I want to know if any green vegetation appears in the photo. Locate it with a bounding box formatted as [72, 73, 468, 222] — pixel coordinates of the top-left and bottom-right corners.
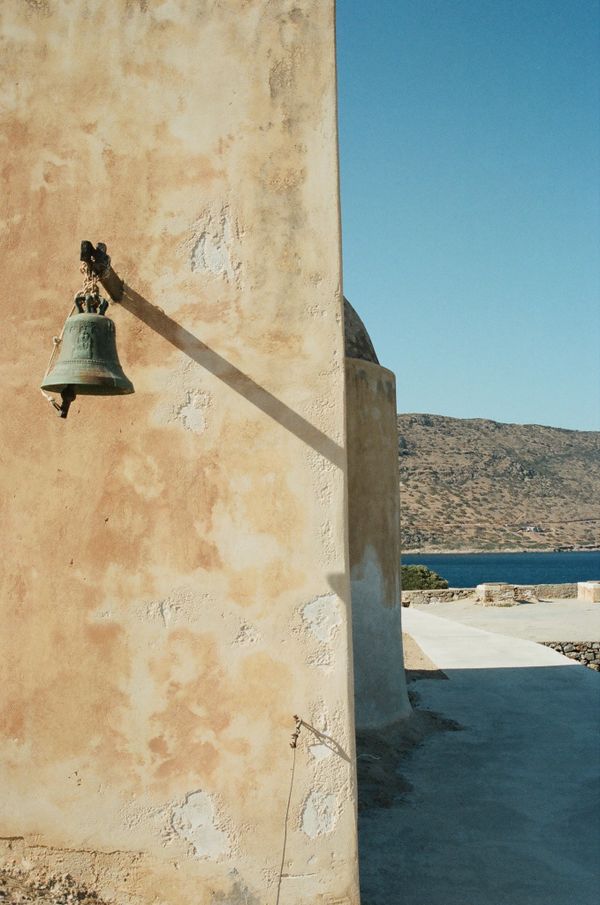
[401, 564, 449, 590]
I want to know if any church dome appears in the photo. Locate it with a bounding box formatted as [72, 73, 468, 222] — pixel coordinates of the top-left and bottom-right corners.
[344, 297, 379, 364]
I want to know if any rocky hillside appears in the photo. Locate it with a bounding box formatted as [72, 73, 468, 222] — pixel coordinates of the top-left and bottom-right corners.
[397, 414, 600, 552]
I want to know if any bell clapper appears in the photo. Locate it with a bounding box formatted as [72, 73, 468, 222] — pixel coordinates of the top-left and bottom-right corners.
[47, 386, 76, 419]
[58, 386, 76, 419]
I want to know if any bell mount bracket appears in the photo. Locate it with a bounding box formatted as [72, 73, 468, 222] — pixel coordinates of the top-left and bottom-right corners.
[80, 240, 124, 303]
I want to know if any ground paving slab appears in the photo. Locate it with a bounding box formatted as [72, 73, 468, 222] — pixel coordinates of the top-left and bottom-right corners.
[359, 609, 600, 905]
[411, 597, 600, 642]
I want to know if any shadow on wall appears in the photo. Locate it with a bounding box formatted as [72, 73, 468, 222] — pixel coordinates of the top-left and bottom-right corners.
[358, 664, 600, 905]
[115, 281, 344, 468]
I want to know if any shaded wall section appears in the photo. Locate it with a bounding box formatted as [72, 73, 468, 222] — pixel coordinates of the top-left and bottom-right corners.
[0, 3, 360, 903]
[346, 359, 411, 729]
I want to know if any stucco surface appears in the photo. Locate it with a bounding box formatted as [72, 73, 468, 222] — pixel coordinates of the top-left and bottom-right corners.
[0, 2, 359, 902]
[346, 359, 410, 729]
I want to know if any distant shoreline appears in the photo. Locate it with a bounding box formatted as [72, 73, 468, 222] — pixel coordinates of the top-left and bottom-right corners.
[403, 548, 600, 555]
[400, 548, 600, 586]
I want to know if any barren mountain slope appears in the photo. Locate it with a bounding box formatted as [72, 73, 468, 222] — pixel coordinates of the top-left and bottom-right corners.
[397, 414, 600, 552]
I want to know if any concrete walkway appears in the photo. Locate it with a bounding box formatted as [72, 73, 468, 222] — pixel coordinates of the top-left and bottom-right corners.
[359, 610, 600, 905]
[411, 597, 600, 642]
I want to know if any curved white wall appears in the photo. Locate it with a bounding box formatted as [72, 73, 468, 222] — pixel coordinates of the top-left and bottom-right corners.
[346, 359, 411, 730]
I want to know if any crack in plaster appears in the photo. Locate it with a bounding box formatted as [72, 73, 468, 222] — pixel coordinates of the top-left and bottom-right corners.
[0, 837, 142, 895]
[280, 872, 317, 878]
[0, 839, 140, 859]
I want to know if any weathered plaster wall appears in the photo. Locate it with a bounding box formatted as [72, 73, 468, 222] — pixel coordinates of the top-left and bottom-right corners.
[0, 2, 360, 903]
[346, 359, 411, 730]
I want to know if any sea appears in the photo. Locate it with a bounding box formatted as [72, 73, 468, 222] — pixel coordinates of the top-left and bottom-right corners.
[401, 551, 600, 589]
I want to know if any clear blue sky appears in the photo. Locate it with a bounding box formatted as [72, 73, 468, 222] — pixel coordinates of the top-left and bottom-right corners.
[336, 0, 600, 430]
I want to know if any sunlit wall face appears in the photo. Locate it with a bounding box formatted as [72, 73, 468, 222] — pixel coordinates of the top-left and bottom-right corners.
[0, 2, 360, 902]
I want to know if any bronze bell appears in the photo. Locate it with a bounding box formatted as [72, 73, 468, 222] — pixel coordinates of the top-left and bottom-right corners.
[41, 311, 134, 416]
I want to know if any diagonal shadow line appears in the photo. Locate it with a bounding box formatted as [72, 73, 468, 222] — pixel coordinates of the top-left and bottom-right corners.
[299, 720, 351, 762]
[113, 281, 344, 468]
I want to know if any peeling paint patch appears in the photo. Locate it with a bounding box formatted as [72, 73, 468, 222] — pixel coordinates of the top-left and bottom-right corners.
[151, 359, 213, 431]
[172, 389, 211, 433]
[301, 595, 341, 643]
[183, 205, 242, 285]
[300, 790, 337, 838]
[120, 798, 171, 844]
[170, 790, 229, 860]
[233, 623, 260, 646]
[139, 587, 212, 627]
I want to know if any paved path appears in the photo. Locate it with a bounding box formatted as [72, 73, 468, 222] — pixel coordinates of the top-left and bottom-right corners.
[359, 610, 600, 905]
[411, 597, 600, 642]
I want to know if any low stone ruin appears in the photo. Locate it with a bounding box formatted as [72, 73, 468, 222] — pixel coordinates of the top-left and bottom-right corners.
[542, 641, 600, 671]
[475, 583, 539, 606]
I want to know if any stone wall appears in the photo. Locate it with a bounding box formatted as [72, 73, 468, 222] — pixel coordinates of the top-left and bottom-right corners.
[403, 583, 578, 606]
[533, 583, 578, 599]
[0, 3, 359, 903]
[542, 642, 600, 671]
[402, 588, 475, 606]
